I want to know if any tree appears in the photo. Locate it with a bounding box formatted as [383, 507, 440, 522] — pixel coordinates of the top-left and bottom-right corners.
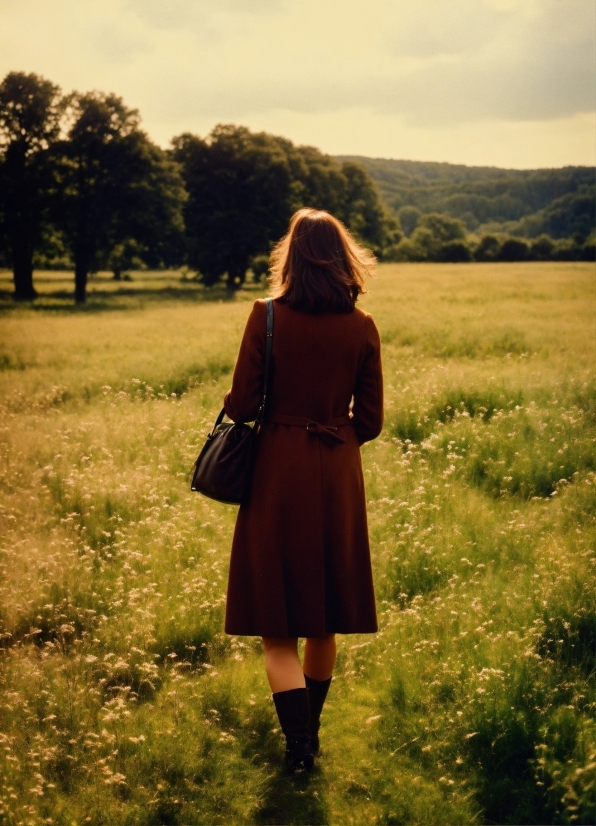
[173, 126, 401, 288]
[397, 205, 421, 237]
[408, 212, 466, 260]
[0, 71, 64, 300]
[499, 238, 528, 262]
[390, 237, 426, 262]
[437, 240, 472, 262]
[529, 234, 555, 261]
[474, 234, 502, 262]
[544, 188, 595, 239]
[291, 144, 347, 217]
[288, 151, 400, 256]
[107, 239, 144, 280]
[551, 238, 581, 261]
[0, 205, 9, 268]
[418, 213, 466, 244]
[55, 92, 185, 302]
[172, 126, 295, 289]
[102, 132, 186, 273]
[338, 161, 401, 257]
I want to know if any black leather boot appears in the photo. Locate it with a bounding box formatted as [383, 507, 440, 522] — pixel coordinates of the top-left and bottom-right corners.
[304, 674, 332, 754]
[272, 688, 314, 771]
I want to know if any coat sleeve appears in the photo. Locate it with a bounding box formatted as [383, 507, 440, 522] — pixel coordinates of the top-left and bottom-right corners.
[224, 300, 267, 423]
[352, 314, 384, 445]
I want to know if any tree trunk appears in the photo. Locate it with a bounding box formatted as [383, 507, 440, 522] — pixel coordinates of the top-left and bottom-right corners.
[74, 254, 90, 303]
[4, 146, 38, 301]
[12, 243, 37, 301]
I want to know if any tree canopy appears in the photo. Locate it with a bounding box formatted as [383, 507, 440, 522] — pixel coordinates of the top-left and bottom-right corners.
[173, 125, 399, 289]
[0, 71, 64, 299]
[0, 70, 399, 300]
[172, 126, 295, 289]
[1, 69, 593, 302]
[54, 92, 185, 302]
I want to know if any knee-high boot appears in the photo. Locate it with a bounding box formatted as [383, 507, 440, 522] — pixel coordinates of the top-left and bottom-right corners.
[304, 675, 332, 754]
[272, 688, 314, 771]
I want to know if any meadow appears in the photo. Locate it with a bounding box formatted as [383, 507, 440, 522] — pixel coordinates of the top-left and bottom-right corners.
[0, 263, 594, 826]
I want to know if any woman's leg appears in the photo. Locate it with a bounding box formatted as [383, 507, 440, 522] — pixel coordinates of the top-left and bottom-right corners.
[262, 637, 313, 770]
[303, 633, 336, 680]
[262, 637, 305, 693]
[302, 633, 336, 754]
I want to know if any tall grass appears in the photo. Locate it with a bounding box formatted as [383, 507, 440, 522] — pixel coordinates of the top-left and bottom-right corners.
[0, 262, 594, 824]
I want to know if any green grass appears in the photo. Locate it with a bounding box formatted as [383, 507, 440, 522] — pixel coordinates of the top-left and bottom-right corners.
[0, 262, 594, 825]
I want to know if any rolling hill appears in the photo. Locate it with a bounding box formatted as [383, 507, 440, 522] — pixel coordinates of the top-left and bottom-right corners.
[336, 156, 595, 240]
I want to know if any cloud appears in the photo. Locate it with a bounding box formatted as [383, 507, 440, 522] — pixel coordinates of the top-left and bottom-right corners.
[240, 108, 595, 168]
[129, 0, 594, 128]
[389, 0, 595, 124]
[373, 1, 595, 125]
[0, 0, 593, 165]
[124, 0, 289, 32]
[90, 23, 149, 65]
[124, 0, 197, 31]
[387, 0, 509, 58]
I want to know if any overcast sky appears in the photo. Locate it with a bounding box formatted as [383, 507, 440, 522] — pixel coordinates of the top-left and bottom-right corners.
[1, 0, 594, 168]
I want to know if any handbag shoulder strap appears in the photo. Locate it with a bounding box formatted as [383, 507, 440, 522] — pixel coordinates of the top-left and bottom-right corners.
[256, 297, 274, 424]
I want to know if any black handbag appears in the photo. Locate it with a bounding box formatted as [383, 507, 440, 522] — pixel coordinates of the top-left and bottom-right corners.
[190, 298, 273, 504]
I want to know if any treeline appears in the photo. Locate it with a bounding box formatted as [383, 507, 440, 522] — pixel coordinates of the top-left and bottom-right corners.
[377, 210, 595, 264]
[0, 72, 398, 302]
[2, 72, 593, 303]
[339, 156, 595, 263]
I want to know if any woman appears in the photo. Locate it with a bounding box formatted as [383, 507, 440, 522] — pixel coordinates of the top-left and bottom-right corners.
[223, 208, 383, 771]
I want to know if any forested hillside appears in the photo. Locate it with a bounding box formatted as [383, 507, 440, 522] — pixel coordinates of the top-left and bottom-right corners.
[337, 156, 594, 237]
[336, 156, 595, 263]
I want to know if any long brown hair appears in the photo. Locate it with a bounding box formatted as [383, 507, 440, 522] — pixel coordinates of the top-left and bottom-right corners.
[269, 208, 376, 313]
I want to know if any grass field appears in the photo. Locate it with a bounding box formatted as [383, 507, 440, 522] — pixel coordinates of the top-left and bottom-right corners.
[0, 263, 594, 825]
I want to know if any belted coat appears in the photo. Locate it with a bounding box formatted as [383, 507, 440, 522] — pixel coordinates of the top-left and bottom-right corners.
[223, 298, 383, 637]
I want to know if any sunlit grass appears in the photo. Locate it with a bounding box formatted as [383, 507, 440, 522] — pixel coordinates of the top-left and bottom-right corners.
[0, 263, 594, 824]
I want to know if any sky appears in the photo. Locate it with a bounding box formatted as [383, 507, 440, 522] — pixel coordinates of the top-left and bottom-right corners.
[1, 0, 594, 169]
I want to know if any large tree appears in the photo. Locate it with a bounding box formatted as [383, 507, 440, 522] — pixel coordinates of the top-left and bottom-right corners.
[55, 92, 185, 302]
[0, 71, 64, 300]
[338, 160, 401, 256]
[172, 125, 295, 289]
[173, 125, 400, 289]
[290, 144, 348, 217]
[101, 133, 187, 274]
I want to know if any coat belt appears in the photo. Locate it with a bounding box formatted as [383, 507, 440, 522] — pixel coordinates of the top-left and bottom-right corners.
[264, 413, 352, 446]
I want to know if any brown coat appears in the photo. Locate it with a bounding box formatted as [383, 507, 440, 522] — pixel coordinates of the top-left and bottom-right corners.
[223, 298, 383, 637]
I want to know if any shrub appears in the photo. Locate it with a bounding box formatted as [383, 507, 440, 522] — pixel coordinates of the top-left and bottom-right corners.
[419, 212, 467, 243]
[552, 239, 581, 261]
[389, 237, 426, 262]
[437, 240, 473, 263]
[499, 238, 529, 261]
[474, 234, 502, 261]
[529, 234, 555, 261]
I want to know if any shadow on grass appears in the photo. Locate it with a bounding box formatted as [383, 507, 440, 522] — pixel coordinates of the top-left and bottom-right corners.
[0, 282, 265, 314]
[255, 764, 329, 826]
[238, 709, 330, 825]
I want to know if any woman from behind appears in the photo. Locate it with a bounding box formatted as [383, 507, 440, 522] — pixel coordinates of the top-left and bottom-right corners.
[223, 208, 384, 771]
